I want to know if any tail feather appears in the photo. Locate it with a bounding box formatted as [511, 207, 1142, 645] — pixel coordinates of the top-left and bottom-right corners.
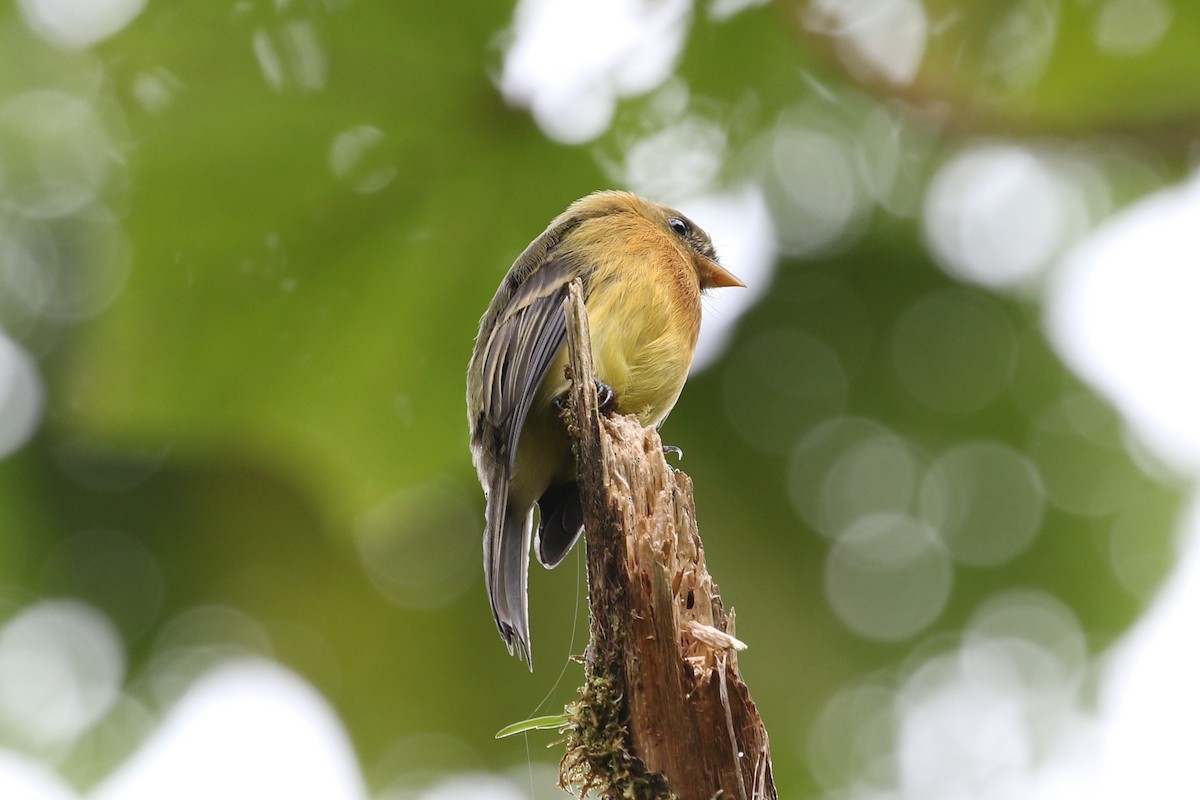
[483, 473, 534, 668]
[536, 481, 583, 569]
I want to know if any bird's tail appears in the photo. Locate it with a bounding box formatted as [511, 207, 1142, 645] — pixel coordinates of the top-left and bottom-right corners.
[536, 481, 583, 569]
[483, 474, 534, 669]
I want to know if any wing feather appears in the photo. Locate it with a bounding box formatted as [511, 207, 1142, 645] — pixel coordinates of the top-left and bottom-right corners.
[478, 256, 576, 470]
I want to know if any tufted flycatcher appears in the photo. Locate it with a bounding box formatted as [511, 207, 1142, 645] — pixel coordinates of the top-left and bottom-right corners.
[466, 190, 743, 667]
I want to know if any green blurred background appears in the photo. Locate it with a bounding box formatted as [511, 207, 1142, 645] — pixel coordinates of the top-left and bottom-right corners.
[1, 0, 1196, 797]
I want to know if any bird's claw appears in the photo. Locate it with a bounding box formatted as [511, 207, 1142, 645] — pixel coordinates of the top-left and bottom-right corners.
[595, 380, 617, 415]
[553, 379, 618, 416]
[662, 444, 684, 461]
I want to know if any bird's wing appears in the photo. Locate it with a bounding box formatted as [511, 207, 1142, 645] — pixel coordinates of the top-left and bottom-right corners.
[478, 255, 576, 470]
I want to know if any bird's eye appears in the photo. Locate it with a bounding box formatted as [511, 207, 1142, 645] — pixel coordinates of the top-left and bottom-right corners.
[667, 217, 691, 237]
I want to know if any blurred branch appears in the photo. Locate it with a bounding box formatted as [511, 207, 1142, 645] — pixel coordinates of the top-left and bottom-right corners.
[558, 279, 776, 800]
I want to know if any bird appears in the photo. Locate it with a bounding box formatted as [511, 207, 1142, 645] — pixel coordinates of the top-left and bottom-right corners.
[466, 190, 743, 667]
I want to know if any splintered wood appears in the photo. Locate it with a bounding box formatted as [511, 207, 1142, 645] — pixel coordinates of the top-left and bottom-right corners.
[559, 279, 776, 800]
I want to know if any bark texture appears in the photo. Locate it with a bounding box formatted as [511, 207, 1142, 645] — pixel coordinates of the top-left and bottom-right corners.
[559, 280, 776, 800]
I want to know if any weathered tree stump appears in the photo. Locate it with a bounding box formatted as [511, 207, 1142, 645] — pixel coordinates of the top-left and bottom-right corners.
[558, 279, 776, 800]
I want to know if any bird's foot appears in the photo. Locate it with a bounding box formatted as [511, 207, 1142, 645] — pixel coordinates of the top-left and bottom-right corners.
[553, 379, 617, 416]
[595, 379, 617, 415]
[662, 444, 684, 461]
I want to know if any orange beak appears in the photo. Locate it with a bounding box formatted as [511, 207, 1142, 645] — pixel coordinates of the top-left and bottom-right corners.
[698, 256, 745, 289]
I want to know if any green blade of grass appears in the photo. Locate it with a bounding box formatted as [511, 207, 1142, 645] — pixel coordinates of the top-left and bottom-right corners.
[494, 714, 571, 739]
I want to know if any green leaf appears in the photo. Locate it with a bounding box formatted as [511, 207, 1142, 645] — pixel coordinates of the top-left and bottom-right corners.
[494, 714, 571, 739]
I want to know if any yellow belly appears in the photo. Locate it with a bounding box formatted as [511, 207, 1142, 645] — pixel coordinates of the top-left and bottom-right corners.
[538, 268, 699, 428]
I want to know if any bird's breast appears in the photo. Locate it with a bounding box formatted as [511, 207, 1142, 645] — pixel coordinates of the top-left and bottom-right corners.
[582, 254, 701, 426]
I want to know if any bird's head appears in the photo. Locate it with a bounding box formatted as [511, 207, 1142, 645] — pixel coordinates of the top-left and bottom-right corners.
[652, 204, 744, 290]
[562, 190, 745, 290]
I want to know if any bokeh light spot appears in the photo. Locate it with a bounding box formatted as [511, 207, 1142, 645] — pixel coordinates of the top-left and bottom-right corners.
[0, 333, 44, 460]
[723, 329, 847, 454]
[708, 0, 771, 22]
[499, 0, 691, 143]
[371, 733, 485, 799]
[400, 773, 528, 800]
[891, 591, 1089, 799]
[924, 145, 1090, 289]
[899, 655, 1033, 799]
[1026, 393, 1146, 517]
[253, 28, 286, 91]
[617, 115, 726, 202]
[788, 417, 919, 538]
[253, 21, 327, 93]
[1109, 493, 1178, 600]
[0, 600, 124, 749]
[983, 0, 1060, 90]
[130, 69, 183, 114]
[0, 90, 113, 219]
[856, 104, 916, 215]
[1094, 500, 1200, 798]
[808, 680, 898, 791]
[90, 661, 367, 800]
[1045, 169, 1200, 473]
[812, 590, 1095, 798]
[803, 0, 928, 85]
[1, 209, 133, 323]
[0, 750, 77, 800]
[820, 433, 921, 540]
[824, 513, 952, 641]
[1094, 0, 1172, 54]
[357, 479, 480, 610]
[964, 589, 1087, 690]
[17, 0, 146, 49]
[145, 606, 274, 709]
[920, 441, 1045, 567]
[891, 288, 1016, 415]
[763, 123, 865, 256]
[329, 126, 397, 194]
